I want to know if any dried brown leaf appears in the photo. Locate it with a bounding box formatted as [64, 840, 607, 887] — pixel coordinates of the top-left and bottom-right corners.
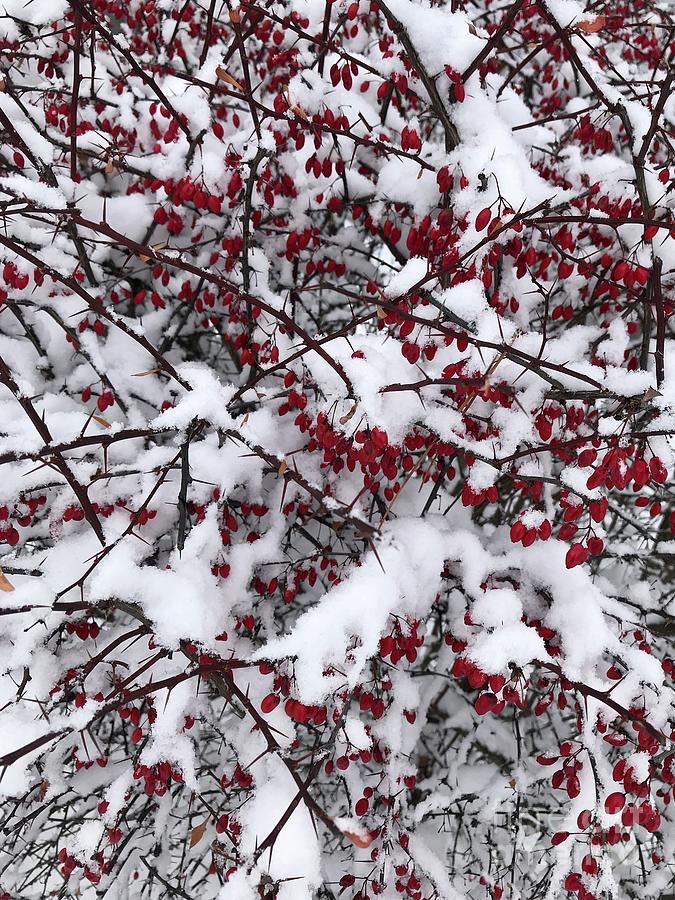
[132, 367, 162, 377]
[215, 67, 245, 92]
[0, 567, 15, 593]
[284, 87, 308, 121]
[291, 103, 308, 121]
[642, 387, 662, 403]
[138, 241, 167, 263]
[278, 460, 288, 476]
[576, 15, 605, 33]
[339, 403, 357, 425]
[190, 818, 209, 848]
[92, 415, 111, 428]
[343, 829, 375, 849]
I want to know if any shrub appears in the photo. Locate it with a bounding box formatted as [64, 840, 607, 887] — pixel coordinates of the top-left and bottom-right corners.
[0, 1, 673, 898]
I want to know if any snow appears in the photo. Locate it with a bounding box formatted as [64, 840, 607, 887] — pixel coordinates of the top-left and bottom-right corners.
[437, 280, 487, 324]
[377, 156, 441, 213]
[256, 519, 450, 702]
[151, 364, 236, 431]
[0, 0, 68, 37]
[545, 0, 586, 26]
[385, 0, 485, 74]
[471, 588, 523, 628]
[238, 755, 322, 899]
[140, 680, 199, 789]
[384, 257, 427, 297]
[218, 870, 258, 900]
[468, 622, 547, 672]
[408, 833, 464, 900]
[0, 174, 66, 208]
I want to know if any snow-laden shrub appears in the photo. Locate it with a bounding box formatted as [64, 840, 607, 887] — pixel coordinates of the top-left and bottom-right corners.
[0, 1, 674, 898]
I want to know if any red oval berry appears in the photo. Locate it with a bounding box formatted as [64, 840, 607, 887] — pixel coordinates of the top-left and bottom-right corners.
[261, 693, 280, 714]
[605, 791, 626, 814]
[474, 692, 498, 715]
[475, 208, 492, 232]
[355, 798, 369, 816]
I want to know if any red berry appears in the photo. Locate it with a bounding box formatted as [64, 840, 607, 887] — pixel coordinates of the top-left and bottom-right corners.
[475, 208, 492, 232]
[581, 854, 598, 874]
[474, 692, 498, 715]
[261, 693, 280, 714]
[565, 542, 589, 569]
[605, 791, 626, 814]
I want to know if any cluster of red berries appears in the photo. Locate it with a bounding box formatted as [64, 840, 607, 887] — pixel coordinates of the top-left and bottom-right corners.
[379, 620, 424, 665]
[132, 760, 183, 797]
[58, 847, 105, 884]
[510, 517, 552, 546]
[220, 764, 253, 791]
[0, 496, 48, 545]
[585, 447, 667, 492]
[258, 665, 328, 724]
[129, 508, 157, 527]
[64, 619, 100, 640]
[119, 700, 157, 746]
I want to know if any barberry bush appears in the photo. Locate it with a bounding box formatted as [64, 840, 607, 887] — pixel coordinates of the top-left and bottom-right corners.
[0, 0, 674, 897]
